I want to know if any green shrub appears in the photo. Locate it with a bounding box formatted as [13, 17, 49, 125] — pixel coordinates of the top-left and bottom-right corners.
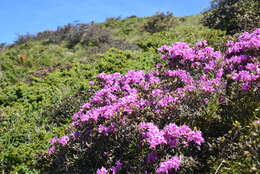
[0, 64, 94, 173]
[208, 121, 260, 173]
[94, 48, 155, 74]
[142, 12, 177, 34]
[138, 25, 227, 52]
[0, 43, 6, 51]
[202, 0, 260, 34]
[0, 47, 155, 173]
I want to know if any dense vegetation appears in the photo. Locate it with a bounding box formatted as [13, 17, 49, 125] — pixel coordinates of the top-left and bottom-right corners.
[202, 0, 260, 34]
[0, 3, 259, 174]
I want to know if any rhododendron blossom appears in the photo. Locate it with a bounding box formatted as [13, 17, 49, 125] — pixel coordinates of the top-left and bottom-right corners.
[96, 167, 108, 174]
[156, 156, 181, 174]
[139, 122, 204, 149]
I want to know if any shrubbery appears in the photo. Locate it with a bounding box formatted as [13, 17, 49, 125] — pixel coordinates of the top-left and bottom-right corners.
[39, 29, 259, 173]
[142, 12, 177, 34]
[138, 25, 227, 52]
[1, 13, 258, 174]
[14, 23, 138, 51]
[0, 47, 155, 173]
[202, 0, 260, 34]
[0, 41, 76, 88]
[0, 43, 6, 51]
[208, 121, 260, 173]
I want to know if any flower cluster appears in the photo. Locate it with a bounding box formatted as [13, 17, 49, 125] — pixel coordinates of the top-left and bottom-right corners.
[139, 122, 204, 149]
[223, 29, 260, 90]
[138, 122, 167, 149]
[226, 29, 260, 54]
[139, 122, 203, 172]
[158, 28, 259, 92]
[47, 136, 70, 154]
[155, 156, 181, 174]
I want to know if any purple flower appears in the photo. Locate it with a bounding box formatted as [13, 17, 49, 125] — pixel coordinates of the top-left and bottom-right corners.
[163, 123, 204, 146]
[203, 98, 210, 104]
[98, 125, 114, 136]
[139, 122, 167, 149]
[89, 81, 95, 85]
[216, 69, 224, 78]
[240, 82, 251, 91]
[254, 120, 260, 124]
[110, 161, 123, 174]
[96, 167, 108, 174]
[47, 145, 56, 155]
[156, 156, 181, 174]
[246, 63, 258, 71]
[157, 96, 175, 107]
[219, 97, 225, 103]
[158, 45, 170, 52]
[146, 152, 158, 164]
[49, 136, 58, 145]
[58, 136, 69, 146]
[69, 132, 81, 139]
[187, 131, 204, 145]
[195, 40, 208, 47]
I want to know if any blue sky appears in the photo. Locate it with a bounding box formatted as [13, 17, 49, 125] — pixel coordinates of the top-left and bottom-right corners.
[0, 0, 210, 43]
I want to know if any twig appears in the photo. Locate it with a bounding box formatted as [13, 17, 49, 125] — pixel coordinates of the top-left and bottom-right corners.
[215, 160, 225, 174]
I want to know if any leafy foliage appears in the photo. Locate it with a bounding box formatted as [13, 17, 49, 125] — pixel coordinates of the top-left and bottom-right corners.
[208, 122, 260, 173]
[138, 25, 227, 52]
[142, 12, 177, 34]
[202, 0, 260, 34]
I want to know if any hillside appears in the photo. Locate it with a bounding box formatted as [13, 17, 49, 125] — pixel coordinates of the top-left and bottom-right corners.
[0, 11, 259, 174]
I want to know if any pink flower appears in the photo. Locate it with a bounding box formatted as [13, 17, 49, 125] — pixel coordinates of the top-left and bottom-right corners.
[110, 161, 123, 174]
[89, 81, 95, 85]
[195, 40, 208, 47]
[156, 156, 181, 174]
[139, 122, 167, 149]
[96, 167, 108, 174]
[58, 136, 69, 146]
[203, 98, 210, 104]
[49, 136, 58, 145]
[254, 120, 260, 124]
[47, 145, 56, 155]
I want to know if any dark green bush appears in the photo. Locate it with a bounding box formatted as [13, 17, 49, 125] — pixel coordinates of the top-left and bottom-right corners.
[0, 43, 6, 51]
[207, 121, 260, 173]
[104, 17, 121, 28]
[0, 41, 76, 88]
[80, 25, 112, 47]
[142, 12, 177, 34]
[138, 25, 227, 52]
[202, 0, 260, 34]
[15, 33, 35, 45]
[44, 89, 97, 126]
[94, 48, 151, 74]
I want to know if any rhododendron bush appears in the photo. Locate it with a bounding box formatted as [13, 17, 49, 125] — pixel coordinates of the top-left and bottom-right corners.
[40, 29, 259, 173]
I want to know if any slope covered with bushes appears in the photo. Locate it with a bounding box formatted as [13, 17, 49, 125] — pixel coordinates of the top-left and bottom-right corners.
[0, 10, 259, 174]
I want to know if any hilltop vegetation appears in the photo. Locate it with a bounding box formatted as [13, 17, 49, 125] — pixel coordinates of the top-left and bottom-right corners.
[0, 1, 259, 173]
[202, 0, 259, 34]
